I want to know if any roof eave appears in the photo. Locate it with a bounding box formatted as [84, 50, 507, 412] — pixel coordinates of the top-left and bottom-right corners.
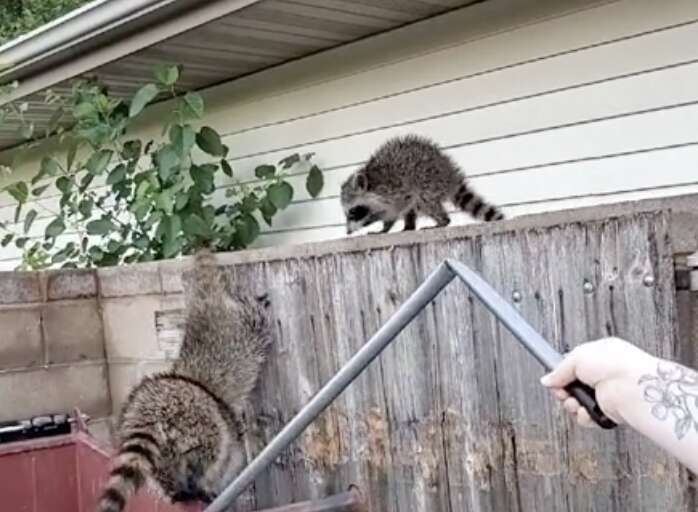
[0, 0, 264, 104]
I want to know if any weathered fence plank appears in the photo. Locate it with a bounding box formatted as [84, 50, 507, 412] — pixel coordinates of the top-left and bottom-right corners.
[161, 211, 689, 511]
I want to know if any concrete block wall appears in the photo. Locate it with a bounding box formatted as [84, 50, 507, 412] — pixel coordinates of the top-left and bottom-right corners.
[0, 269, 111, 441]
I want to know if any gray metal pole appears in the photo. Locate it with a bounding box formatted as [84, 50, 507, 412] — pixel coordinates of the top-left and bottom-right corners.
[445, 258, 616, 429]
[445, 259, 562, 370]
[204, 262, 456, 512]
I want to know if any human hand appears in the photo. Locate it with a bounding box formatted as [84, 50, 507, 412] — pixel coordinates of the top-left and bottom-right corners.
[540, 337, 658, 427]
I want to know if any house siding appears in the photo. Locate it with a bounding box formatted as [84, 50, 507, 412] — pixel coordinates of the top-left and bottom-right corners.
[2, 0, 698, 269]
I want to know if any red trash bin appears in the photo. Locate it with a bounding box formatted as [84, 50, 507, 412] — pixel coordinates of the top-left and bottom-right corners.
[0, 427, 203, 512]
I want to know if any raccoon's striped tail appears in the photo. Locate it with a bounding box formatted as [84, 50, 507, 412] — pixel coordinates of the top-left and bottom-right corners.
[453, 181, 504, 222]
[97, 433, 159, 512]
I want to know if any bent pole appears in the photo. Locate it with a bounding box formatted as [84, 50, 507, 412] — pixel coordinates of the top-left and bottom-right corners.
[204, 262, 456, 512]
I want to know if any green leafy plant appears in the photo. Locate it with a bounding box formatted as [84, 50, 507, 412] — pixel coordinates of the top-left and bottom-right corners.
[0, 65, 324, 269]
[0, 0, 92, 45]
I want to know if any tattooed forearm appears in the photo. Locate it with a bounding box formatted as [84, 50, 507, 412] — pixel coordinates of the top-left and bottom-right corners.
[638, 362, 698, 440]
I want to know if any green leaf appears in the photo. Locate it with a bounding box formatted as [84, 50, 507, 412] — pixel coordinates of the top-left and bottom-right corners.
[183, 92, 204, 118]
[267, 181, 293, 210]
[255, 164, 276, 180]
[86, 219, 117, 235]
[78, 199, 94, 218]
[129, 84, 159, 117]
[33, 157, 60, 184]
[278, 153, 300, 169]
[15, 237, 28, 249]
[196, 126, 227, 157]
[107, 240, 121, 254]
[80, 173, 95, 192]
[221, 159, 233, 177]
[174, 192, 189, 211]
[237, 214, 260, 246]
[14, 203, 22, 223]
[89, 246, 104, 262]
[1, 234, 13, 247]
[107, 163, 127, 185]
[121, 140, 142, 161]
[56, 176, 72, 194]
[183, 214, 211, 237]
[190, 165, 215, 194]
[306, 165, 324, 198]
[32, 184, 50, 197]
[133, 234, 150, 250]
[23, 209, 37, 234]
[45, 217, 66, 238]
[155, 64, 180, 86]
[86, 149, 113, 175]
[136, 180, 150, 199]
[52, 251, 68, 264]
[156, 146, 180, 182]
[156, 190, 175, 214]
[74, 102, 97, 119]
[5, 181, 29, 203]
[170, 124, 195, 156]
[162, 214, 182, 258]
[77, 124, 110, 146]
[241, 194, 258, 213]
[259, 196, 277, 226]
[66, 141, 79, 171]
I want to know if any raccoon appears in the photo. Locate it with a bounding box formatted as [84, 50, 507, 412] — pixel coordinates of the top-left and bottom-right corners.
[340, 134, 504, 234]
[97, 250, 272, 512]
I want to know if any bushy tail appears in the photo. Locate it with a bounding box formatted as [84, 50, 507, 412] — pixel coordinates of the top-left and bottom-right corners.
[97, 432, 159, 512]
[453, 181, 504, 222]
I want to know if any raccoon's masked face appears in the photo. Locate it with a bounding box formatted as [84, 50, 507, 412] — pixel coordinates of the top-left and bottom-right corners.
[340, 172, 387, 234]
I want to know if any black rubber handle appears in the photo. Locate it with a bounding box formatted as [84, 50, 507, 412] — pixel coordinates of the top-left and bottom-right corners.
[565, 380, 617, 429]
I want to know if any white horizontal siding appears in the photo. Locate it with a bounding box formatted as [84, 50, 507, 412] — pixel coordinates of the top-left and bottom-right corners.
[2, 0, 698, 269]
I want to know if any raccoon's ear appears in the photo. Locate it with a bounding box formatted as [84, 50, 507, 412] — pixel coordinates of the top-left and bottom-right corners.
[353, 172, 368, 191]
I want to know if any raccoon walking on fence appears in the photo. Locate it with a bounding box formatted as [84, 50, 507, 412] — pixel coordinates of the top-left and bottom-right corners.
[340, 134, 504, 234]
[97, 250, 272, 512]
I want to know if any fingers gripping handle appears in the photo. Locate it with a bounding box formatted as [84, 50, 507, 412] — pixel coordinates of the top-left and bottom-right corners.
[565, 381, 617, 429]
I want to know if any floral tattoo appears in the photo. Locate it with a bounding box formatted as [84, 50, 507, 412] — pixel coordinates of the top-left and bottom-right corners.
[639, 362, 698, 440]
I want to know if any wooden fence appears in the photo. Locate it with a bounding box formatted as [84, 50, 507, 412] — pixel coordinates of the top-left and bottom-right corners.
[162, 210, 692, 511]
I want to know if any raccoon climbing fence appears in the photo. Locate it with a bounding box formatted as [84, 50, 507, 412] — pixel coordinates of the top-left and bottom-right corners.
[205, 259, 614, 512]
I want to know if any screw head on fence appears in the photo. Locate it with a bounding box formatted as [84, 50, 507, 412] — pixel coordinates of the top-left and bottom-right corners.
[512, 291, 522, 303]
[643, 275, 655, 287]
[583, 281, 594, 294]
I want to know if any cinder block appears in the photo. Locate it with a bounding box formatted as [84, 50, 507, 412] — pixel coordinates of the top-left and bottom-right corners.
[43, 300, 105, 364]
[46, 269, 97, 301]
[108, 361, 170, 415]
[102, 295, 185, 361]
[98, 263, 161, 298]
[0, 363, 111, 422]
[0, 307, 43, 370]
[0, 272, 41, 305]
[159, 260, 187, 294]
